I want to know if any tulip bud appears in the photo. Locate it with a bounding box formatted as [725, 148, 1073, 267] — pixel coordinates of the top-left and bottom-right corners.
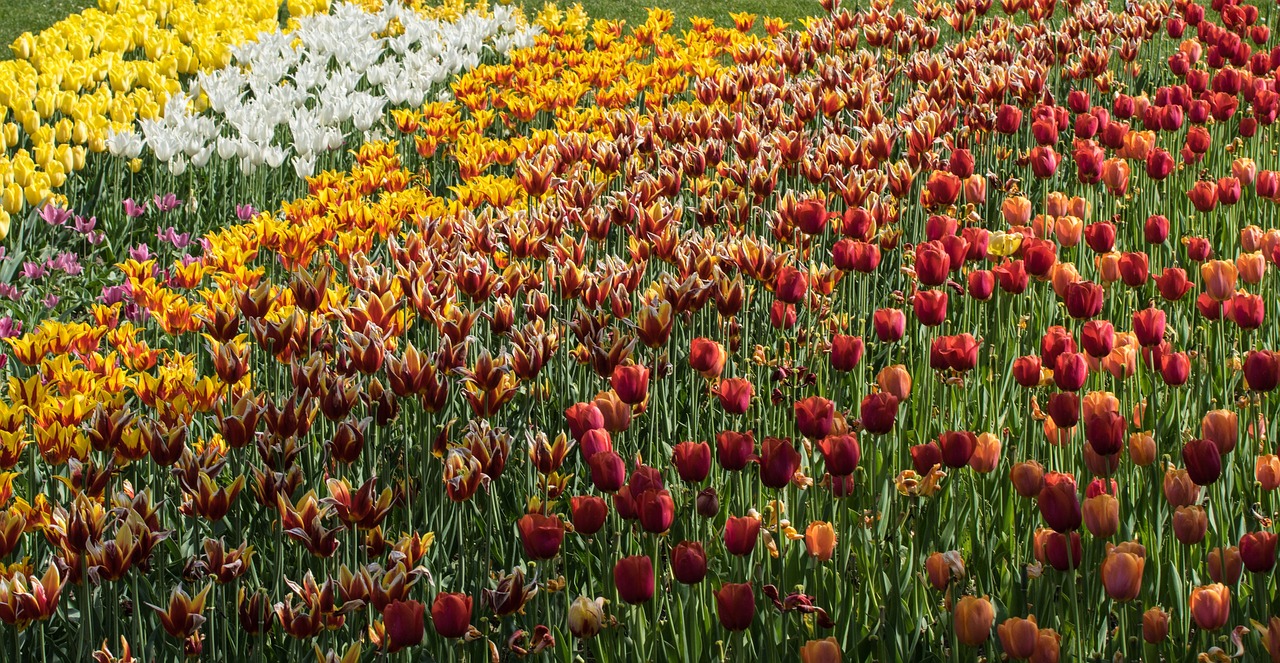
[671, 541, 708, 585]
[1011, 460, 1046, 497]
[1082, 494, 1119, 539]
[1142, 607, 1170, 643]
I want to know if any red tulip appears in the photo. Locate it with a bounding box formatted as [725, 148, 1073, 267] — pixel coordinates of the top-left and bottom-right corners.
[910, 442, 944, 474]
[672, 441, 711, 483]
[1246, 350, 1280, 391]
[1038, 472, 1081, 532]
[671, 541, 707, 585]
[610, 364, 650, 405]
[570, 496, 608, 535]
[716, 378, 753, 414]
[933, 334, 980, 372]
[565, 402, 604, 443]
[950, 149, 975, 178]
[1160, 352, 1190, 386]
[913, 289, 948, 327]
[1118, 252, 1149, 287]
[1053, 352, 1088, 391]
[636, 489, 675, 534]
[716, 430, 756, 471]
[431, 592, 472, 639]
[715, 583, 755, 631]
[926, 171, 962, 206]
[1040, 326, 1077, 367]
[759, 437, 801, 488]
[967, 270, 995, 300]
[1132, 308, 1165, 347]
[1227, 291, 1265, 329]
[818, 434, 860, 476]
[774, 266, 808, 304]
[1022, 239, 1057, 278]
[873, 308, 906, 341]
[1085, 411, 1126, 456]
[794, 397, 835, 439]
[1189, 584, 1231, 631]
[1084, 222, 1117, 253]
[830, 334, 864, 371]
[1155, 267, 1193, 301]
[1044, 531, 1084, 570]
[689, 338, 727, 378]
[579, 429, 613, 462]
[994, 260, 1028, 293]
[1144, 215, 1169, 244]
[1064, 281, 1104, 319]
[996, 104, 1023, 133]
[1183, 438, 1222, 486]
[1013, 355, 1042, 388]
[518, 513, 565, 559]
[614, 556, 654, 604]
[860, 392, 899, 434]
[915, 241, 950, 286]
[938, 431, 977, 468]
[384, 600, 425, 653]
[1240, 531, 1278, 573]
[588, 451, 627, 492]
[1080, 320, 1114, 358]
[724, 516, 761, 556]
[1188, 180, 1219, 212]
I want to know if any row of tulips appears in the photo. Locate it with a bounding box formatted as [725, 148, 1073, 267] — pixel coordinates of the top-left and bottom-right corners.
[11, 0, 1280, 660]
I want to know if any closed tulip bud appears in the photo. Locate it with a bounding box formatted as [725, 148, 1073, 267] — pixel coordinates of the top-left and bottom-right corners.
[1011, 460, 1046, 497]
[873, 308, 907, 341]
[610, 364, 649, 405]
[1064, 281, 1104, 320]
[1257, 455, 1280, 491]
[859, 392, 899, 435]
[1132, 308, 1166, 347]
[1100, 549, 1144, 601]
[1240, 531, 1278, 573]
[1053, 352, 1089, 391]
[724, 516, 761, 556]
[1118, 252, 1149, 287]
[716, 378, 753, 414]
[910, 442, 944, 475]
[998, 615, 1039, 659]
[877, 365, 913, 401]
[953, 596, 995, 647]
[995, 260, 1029, 293]
[1183, 438, 1222, 486]
[565, 402, 605, 443]
[689, 338, 727, 378]
[1083, 494, 1119, 538]
[1038, 472, 1081, 532]
[518, 513, 565, 559]
[1172, 508, 1209, 545]
[1201, 260, 1238, 301]
[1128, 432, 1156, 466]
[915, 241, 950, 286]
[1247, 351, 1280, 392]
[1143, 214, 1169, 244]
[1081, 320, 1115, 358]
[588, 451, 627, 492]
[1160, 352, 1190, 386]
[969, 433, 1001, 473]
[964, 175, 987, 205]
[696, 487, 719, 518]
[818, 434, 860, 476]
[1200, 410, 1238, 455]
[1142, 607, 1170, 643]
[1084, 222, 1117, 253]
[1013, 355, 1043, 388]
[430, 592, 472, 639]
[938, 431, 977, 468]
[570, 496, 608, 535]
[805, 521, 837, 562]
[1188, 180, 1219, 212]
[1146, 147, 1175, 179]
[830, 335, 864, 371]
[614, 556, 654, 604]
[1208, 547, 1243, 585]
[1238, 251, 1267, 284]
[715, 583, 755, 632]
[1190, 584, 1232, 630]
[794, 397, 835, 439]
[636, 489, 675, 534]
[800, 638, 842, 663]
[913, 290, 948, 327]
[384, 600, 425, 653]
[1032, 628, 1061, 663]
[926, 551, 965, 590]
[1218, 176, 1242, 205]
[672, 441, 712, 483]
[567, 596, 606, 639]
[926, 170, 962, 206]
[1164, 466, 1202, 507]
[1022, 239, 1058, 278]
[967, 270, 995, 300]
[1228, 291, 1266, 330]
[995, 104, 1023, 133]
[671, 541, 708, 584]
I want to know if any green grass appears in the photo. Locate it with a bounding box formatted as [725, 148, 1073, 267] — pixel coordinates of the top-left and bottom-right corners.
[0, 0, 94, 59]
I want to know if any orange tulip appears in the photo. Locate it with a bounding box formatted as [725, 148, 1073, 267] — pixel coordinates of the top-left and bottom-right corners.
[1201, 260, 1238, 301]
[997, 615, 1039, 659]
[953, 595, 994, 646]
[1189, 584, 1231, 631]
[804, 521, 836, 562]
[1099, 548, 1144, 601]
[799, 637, 842, 663]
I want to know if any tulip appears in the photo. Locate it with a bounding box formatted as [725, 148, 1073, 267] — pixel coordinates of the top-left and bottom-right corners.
[1247, 350, 1280, 392]
[998, 615, 1039, 659]
[1045, 392, 1080, 429]
[696, 488, 719, 518]
[517, 513, 565, 559]
[1183, 438, 1222, 486]
[610, 364, 649, 405]
[1080, 320, 1114, 358]
[715, 583, 754, 631]
[716, 430, 756, 471]
[567, 596, 606, 639]
[1240, 532, 1278, 573]
[953, 595, 995, 647]
[799, 638, 842, 663]
[794, 397, 835, 439]
[805, 521, 837, 562]
[915, 241, 950, 286]
[818, 434, 860, 476]
[877, 365, 913, 401]
[1044, 531, 1084, 570]
[1155, 267, 1193, 301]
[1053, 352, 1088, 391]
[1172, 505, 1208, 547]
[636, 489, 675, 534]
[1258, 455, 1280, 491]
[671, 541, 708, 584]
[926, 551, 964, 590]
[716, 378, 753, 414]
[1201, 410, 1238, 455]
[995, 260, 1029, 293]
[968, 270, 995, 300]
[1063, 281, 1103, 319]
[384, 600, 425, 653]
[937, 431, 977, 468]
[1100, 549, 1144, 601]
[724, 516, 761, 556]
[1142, 607, 1170, 643]
[913, 290, 948, 326]
[1188, 180, 1218, 212]
[1013, 355, 1043, 388]
[1022, 239, 1057, 277]
[1257, 617, 1280, 663]
[1038, 472, 1081, 532]
[774, 267, 808, 304]
[1011, 461, 1046, 497]
[1160, 352, 1190, 386]
[1143, 214, 1169, 244]
[1084, 222, 1116, 253]
[1239, 251, 1267, 284]
[1082, 494, 1119, 538]
[1128, 432, 1156, 466]
[910, 442, 943, 475]
[925, 171, 962, 206]
[830, 335, 864, 371]
[759, 437, 801, 488]
[860, 392, 899, 434]
[588, 451, 627, 492]
[1208, 547, 1243, 585]
[579, 429, 613, 462]
[570, 496, 608, 536]
[689, 338, 727, 378]
[672, 441, 711, 483]
[969, 433, 1001, 473]
[1132, 308, 1165, 347]
[873, 308, 907, 342]
[1189, 584, 1231, 631]
[430, 592, 472, 639]
[613, 556, 654, 604]
[1201, 260, 1238, 301]
[565, 402, 605, 443]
